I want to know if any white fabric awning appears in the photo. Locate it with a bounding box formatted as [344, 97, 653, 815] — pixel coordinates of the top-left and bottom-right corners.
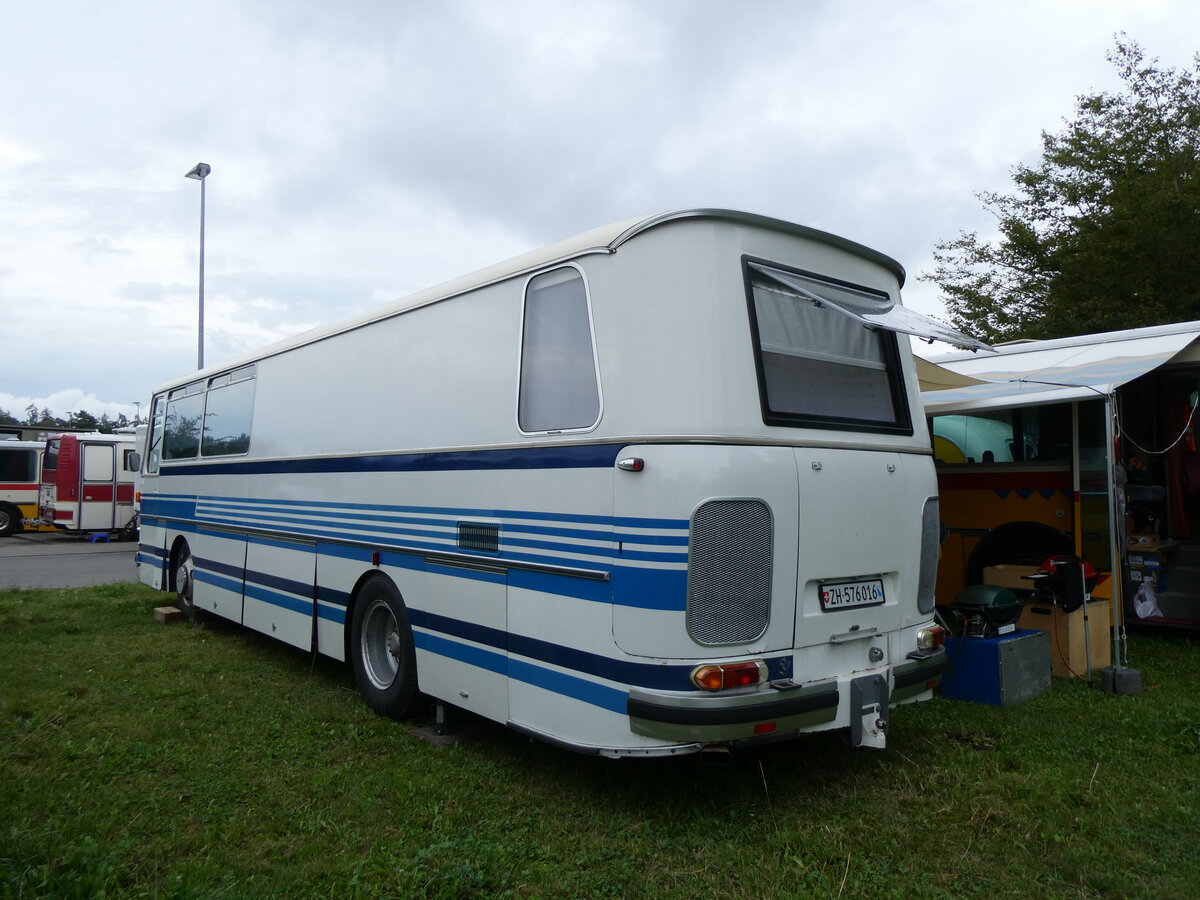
[921, 321, 1200, 413]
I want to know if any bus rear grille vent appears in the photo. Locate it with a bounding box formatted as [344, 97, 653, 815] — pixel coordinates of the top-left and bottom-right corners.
[687, 500, 772, 645]
[458, 522, 500, 553]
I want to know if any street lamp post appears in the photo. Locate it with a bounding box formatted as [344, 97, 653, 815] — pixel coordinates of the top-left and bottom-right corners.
[185, 162, 211, 370]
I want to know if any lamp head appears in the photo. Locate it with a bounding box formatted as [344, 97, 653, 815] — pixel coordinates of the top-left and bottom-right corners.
[185, 162, 211, 180]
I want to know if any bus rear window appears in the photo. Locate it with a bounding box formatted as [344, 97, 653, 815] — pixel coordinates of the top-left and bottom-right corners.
[745, 261, 910, 434]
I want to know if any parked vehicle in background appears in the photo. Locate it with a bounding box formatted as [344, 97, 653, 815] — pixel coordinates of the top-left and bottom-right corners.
[0, 440, 53, 536]
[39, 432, 138, 537]
[136, 209, 985, 757]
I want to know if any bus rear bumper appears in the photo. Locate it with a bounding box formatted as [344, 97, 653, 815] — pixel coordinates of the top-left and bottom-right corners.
[627, 645, 946, 748]
[627, 680, 840, 745]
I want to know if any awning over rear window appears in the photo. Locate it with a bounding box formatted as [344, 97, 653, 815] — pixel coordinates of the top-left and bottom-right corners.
[748, 263, 990, 352]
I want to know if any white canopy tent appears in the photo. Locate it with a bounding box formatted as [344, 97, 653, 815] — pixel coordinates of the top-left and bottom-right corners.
[921, 321, 1200, 414]
[919, 320, 1200, 655]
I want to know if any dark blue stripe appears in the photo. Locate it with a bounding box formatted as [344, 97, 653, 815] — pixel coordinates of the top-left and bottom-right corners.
[414, 631, 507, 675]
[245, 568, 313, 604]
[161, 443, 626, 477]
[507, 658, 628, 714]
[196, 556, 243, 580]
[244, 581, 312, 616]
[195, 570, 243, 595]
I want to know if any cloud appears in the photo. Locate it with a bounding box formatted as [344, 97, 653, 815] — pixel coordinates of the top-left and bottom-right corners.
[3, 0, 1200, 408]
[0, 390, 138, 423]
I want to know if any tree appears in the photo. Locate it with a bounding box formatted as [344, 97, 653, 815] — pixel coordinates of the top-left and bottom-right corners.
[66, 410, 99, 431]
[924, 38, 1200, 343]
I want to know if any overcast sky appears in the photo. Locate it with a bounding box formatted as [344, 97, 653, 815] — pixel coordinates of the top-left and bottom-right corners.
[2, 0, 1198, 422]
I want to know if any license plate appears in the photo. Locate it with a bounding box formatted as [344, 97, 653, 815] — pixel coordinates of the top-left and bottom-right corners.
[820, 578, 885, 611]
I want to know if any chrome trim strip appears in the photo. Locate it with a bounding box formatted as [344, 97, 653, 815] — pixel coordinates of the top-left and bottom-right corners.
[829, 626, 880, 644]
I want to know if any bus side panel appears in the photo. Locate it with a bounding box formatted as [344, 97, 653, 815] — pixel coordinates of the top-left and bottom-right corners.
[612, 444, 799, 660]
[188, 528, 247, 623]
[506, 569, 639, 748]
[405, 560, 509, 723]
[243, 537, 316, 651]
[313, 543, 359, 662]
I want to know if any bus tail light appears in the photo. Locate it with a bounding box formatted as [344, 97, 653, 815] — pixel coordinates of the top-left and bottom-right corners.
[916, 624, 946, 652]
[691, 660, 768, 691]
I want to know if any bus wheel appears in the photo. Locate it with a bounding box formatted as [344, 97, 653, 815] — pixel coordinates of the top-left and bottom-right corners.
[0, 504, 20, 537]
[174, 543, 197, 614]
[350, 577, 417, 718]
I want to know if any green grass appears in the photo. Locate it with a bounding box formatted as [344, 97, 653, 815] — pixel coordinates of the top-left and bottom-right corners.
[1, 584, 1198, 899]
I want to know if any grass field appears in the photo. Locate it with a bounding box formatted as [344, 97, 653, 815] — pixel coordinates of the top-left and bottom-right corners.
[1, 583, 1198, 899]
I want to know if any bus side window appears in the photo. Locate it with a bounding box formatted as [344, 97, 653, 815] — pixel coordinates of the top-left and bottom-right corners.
[518, 267, 601, 433]
[146, 395, 166, 473]
[164, 384, 205, 461]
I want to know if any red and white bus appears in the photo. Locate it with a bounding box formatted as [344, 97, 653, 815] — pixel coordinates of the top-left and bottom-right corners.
[0, 440, 52, 536]
[39, 432, 138, 535]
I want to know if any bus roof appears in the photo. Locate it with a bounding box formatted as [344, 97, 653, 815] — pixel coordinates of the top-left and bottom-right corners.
[157, 209, 906, 393]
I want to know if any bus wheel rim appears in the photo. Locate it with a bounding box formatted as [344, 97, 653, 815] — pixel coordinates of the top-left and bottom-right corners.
[362, 598, 400, 691]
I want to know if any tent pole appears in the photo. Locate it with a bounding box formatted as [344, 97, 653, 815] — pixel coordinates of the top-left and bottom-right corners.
[1106, 393, 1127, 666]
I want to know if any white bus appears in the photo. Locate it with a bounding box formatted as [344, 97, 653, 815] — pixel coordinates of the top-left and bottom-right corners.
[136, 209, 982, 757]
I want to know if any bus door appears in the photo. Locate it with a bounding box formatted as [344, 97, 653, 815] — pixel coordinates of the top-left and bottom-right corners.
[79, 442, 118, 530]
[791, 448, 909, 652]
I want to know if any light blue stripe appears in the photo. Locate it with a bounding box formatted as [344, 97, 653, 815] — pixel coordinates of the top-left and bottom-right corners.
[187, 492, 689, 530]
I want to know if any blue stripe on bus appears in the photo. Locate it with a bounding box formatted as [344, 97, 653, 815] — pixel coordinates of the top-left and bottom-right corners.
[413, 631, 628, 714]
[507, 658, 628, 714]
[194, 570, 243, 595]
[244, 580, 312, 616]
[409, 609, 705, 692]
[176, 505, 686, 571]
[212, 511, 686, 561]
[414, 631, 508, 675]
[197, 504, 690, 547]
[245, 569, 313, 606]
[193, 509, 685, 565]
[151, 490, 690, 531]
[316, 603, 346, 624]
[159, 443, 628, 478]
[168, 549, 785, 699]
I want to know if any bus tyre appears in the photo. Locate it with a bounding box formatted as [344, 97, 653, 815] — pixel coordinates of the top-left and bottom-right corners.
[351, 578, 418, 719]
[0, 504, 20, 537]
[174, 543, 197, 616]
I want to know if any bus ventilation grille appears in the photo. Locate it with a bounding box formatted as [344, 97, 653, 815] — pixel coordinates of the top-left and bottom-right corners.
[458, 522, 500, 553]
[687, 499, 772, 645]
